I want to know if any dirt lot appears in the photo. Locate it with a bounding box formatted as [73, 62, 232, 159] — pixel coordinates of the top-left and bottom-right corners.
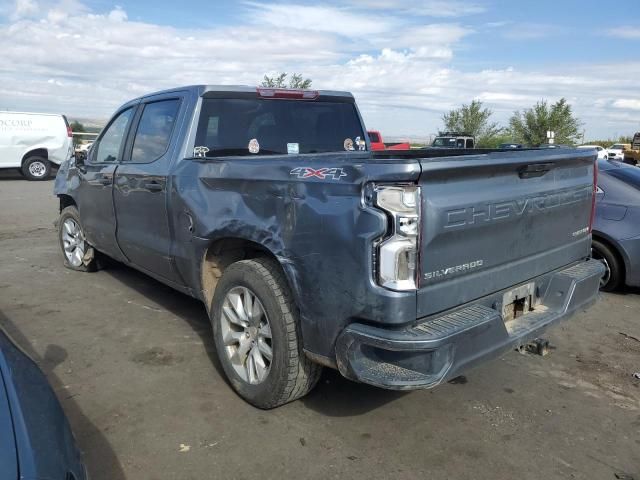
[0, 170, 639, 480]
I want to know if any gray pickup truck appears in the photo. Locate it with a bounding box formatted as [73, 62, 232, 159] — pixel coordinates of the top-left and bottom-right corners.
[54, 85, 604, 409]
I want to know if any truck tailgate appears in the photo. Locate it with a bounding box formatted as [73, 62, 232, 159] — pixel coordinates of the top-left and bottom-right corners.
[417, 149, 596, 318]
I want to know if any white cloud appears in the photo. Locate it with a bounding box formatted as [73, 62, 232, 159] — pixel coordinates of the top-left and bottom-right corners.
[107, 6, 127, 22]
[500, 23, 562, 40]
[347, 0, 485, 17]
[606, 26, 640, 39]
[245, 2, 394, 38]
[612, 99, 640, 110]
[8, 0, 39, 20]
[0, 1, 638, 140]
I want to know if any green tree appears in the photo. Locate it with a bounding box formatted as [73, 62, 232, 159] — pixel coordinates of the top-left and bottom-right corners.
[69, 120, 85, 147]
[261, 72, 312, 89]
[509, 98, 582, 146]
[442, 100, 502, 147]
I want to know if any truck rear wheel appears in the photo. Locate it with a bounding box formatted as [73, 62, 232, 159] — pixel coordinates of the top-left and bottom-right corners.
[210, 257, 322, 409]
[22, 156, 51, 181]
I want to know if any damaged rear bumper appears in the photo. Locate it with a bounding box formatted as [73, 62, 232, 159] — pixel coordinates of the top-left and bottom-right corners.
[335, 259, 605, 390]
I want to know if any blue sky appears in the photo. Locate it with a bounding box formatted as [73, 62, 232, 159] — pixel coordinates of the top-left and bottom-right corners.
[1, 0, 638, 139]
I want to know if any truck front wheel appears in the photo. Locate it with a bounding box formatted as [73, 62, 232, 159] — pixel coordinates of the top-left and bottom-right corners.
[210, 257, 322, 409]
[58, 206, 98, 272]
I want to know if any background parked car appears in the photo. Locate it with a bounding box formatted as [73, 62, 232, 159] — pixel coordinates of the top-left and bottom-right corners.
[592, 159, 640, 291]
[621, 132, 640, 166]
[430, 132, 475, 148]
[607, 143, 628, 161]
[578, 144, 608, 159]
[0, 327, 87, 479]
[367, 130, 410, 151]
[0, 111, 73, 180]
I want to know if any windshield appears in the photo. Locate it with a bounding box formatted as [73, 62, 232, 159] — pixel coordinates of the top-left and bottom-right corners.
[610, 144, 624, 150]
[195, 98, 365, 156]
[432, 137, 456, 147]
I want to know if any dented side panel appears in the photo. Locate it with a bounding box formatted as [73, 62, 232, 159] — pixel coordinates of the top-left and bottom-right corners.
[169, 154, 420, 356]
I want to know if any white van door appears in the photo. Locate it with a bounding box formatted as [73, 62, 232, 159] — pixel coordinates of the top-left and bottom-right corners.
[0, 113, 30, 168]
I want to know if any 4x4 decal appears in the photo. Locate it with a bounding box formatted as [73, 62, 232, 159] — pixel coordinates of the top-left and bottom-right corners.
[290, 167, 347, 180]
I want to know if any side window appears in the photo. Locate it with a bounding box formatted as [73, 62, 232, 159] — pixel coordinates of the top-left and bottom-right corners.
[465, 139, 474, 148]
[93, 108, 134, 163]
[456, 138, 465, 148]
[130, 99, 180, 163]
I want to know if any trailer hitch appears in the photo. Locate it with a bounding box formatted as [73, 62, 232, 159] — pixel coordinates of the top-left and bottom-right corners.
[516, 338, 551, 356]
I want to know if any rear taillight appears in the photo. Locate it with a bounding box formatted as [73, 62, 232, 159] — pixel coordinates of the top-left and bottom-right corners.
[373, 185, 421, 291]
[589, 159, 598, 233]
[256, 87, 319, 100]
[67, 125, 73, 138]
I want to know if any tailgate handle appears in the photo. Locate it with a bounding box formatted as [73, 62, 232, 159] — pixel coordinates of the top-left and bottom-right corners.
[518, 162, 554, 178]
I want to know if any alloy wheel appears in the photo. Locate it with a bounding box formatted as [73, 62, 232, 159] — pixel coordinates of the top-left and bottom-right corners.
[62, 218, 85, 267]
[220, 286, 273, 384]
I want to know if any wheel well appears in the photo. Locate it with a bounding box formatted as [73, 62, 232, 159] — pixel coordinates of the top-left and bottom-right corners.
[592, 233, 626, 277]
[200, 238, 282, 312]
[58, 194, 76, 212]
[22, 148, 48, 165]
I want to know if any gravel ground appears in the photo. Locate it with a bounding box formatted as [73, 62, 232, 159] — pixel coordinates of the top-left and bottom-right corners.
[0, 170, 639, 480]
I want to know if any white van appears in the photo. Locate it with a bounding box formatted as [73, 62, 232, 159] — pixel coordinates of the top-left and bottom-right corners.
[0, 111, 73, 180]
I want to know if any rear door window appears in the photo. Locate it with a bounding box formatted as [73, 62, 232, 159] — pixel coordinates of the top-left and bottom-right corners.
[130, 99, 180, 163]
[195, 98, 364, 156]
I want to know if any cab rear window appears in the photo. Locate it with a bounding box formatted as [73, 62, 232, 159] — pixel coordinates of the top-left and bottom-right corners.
[195, 98, 364, 156]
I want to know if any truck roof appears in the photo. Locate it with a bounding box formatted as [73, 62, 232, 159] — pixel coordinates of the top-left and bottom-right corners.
[133, 85, 354, 102]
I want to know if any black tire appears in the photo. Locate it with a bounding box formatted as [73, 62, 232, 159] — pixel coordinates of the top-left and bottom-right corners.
[211, 257, 322, 409]
[21, 156, 51, 181]
[591, 239, 623, 292]
[58, 206, 97, 272]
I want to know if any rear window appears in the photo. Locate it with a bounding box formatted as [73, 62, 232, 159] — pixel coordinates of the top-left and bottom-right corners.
[195, 98, 365, 156]
[606, 166, 640, 191]
[432, 137, 456, 147]
[368, 131, 380, 143]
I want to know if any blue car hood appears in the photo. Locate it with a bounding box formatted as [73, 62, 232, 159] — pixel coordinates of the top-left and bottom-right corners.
[0, 329, 84, 480]
[0, 368, 18, 480]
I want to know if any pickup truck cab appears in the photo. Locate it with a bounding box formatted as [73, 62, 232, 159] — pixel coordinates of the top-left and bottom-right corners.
[367, 130, 410, 151]
[55, 85, 603, 408]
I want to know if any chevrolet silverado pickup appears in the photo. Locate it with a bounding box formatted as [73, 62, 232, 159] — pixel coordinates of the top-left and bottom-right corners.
[54, 85, 604, 409]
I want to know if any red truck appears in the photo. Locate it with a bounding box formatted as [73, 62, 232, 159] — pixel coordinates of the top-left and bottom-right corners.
[367, 130, 410, 151]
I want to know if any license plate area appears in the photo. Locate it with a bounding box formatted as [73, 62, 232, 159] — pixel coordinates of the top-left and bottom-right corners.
[502, 282, 536, 322]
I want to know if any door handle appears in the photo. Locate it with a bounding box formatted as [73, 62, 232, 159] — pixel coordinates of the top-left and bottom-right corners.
[144, 181, 164, 192]
[98, 177, 112, 186]
[518, 163, 554, 178]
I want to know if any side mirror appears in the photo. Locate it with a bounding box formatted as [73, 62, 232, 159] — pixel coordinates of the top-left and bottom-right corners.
[74, 151, 85, 167]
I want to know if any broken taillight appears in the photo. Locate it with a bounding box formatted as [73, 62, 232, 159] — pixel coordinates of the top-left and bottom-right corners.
[256, 87, 319, 100]
[588, 158, 598, 233]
